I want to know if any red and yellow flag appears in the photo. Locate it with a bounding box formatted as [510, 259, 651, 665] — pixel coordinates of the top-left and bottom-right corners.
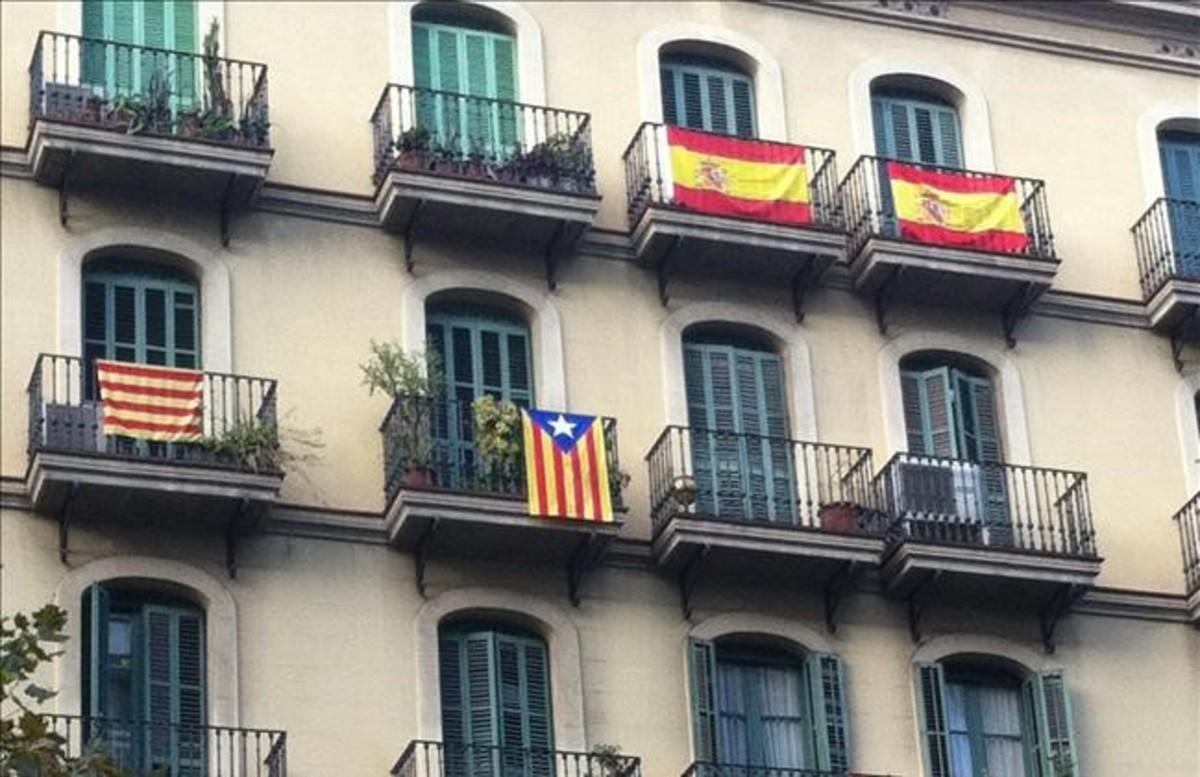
[522, 409, 614, 522]
[667, 127, 811, 225]
[887, 162, 1029, 252]
[96, 360, 204, 442]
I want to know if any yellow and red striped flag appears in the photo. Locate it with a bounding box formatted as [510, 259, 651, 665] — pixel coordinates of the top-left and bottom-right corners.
[96, 360, 204, 442]
[887, 162, 1029, 252]
[667, 126, 811, 225]
[522, 409, 614, 522]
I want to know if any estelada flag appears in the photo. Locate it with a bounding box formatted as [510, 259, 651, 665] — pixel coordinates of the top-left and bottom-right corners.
[667, 126, 811, 225]
[887, 162, 1029, 252]
[96, 359, 204, 442]
[522, 408, 614, 522]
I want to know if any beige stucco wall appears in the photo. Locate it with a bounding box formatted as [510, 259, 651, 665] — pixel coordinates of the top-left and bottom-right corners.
[3, 2, 1200, 776]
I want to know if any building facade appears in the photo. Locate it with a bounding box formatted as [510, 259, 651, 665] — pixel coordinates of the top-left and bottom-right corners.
[2, 1, 1199, 776]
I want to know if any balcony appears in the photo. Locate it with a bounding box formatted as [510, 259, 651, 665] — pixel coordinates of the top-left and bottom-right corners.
[683, 763, 897, 777]
[647, 426, 884, 624]
[875, 453, 1101, 647]
[1133, 199, 1200, 360]
[27, 31, 271, 239]
[381, 397, 624, 600]
[392, 742, 641, 777]
[1172, 492, 1200, 623]
[622, 123, 845, 318]
[371, 85, 599, 282]
[840, 157, 1057, 344]
[43, 714, 287, 777]
[27, 354, 283, 566]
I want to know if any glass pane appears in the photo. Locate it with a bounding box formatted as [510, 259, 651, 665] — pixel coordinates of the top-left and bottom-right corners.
[945, 683, 970, 732]
[716, 661, 749, 765]
[758, 665, 805, 768]
[948, 733, 974, 777]
[985, 737, 1027, 777]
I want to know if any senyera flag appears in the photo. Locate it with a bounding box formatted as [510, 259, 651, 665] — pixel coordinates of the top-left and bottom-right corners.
[667, 126, 811, 225]
[96, 359, 204, 442]
[522, 408, 614, 522]
[886, 162, 1030, 252]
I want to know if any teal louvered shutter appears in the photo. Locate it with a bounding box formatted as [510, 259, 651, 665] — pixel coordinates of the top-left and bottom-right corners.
[901, 368, 957, 458]
[957, 373, 1009, 539]
[1159, 133, 1200, 276]
[465, 633, 499, 752]
[687, 639, 719, 761]
[736, 351, 796, 523]
[873, 94, 963, 168]
[683, 346, 717, 517]
[684, 344, 745, 519]
[141, 0, 165, 91]
[805, 652, 849, 772]
[492, 36, 518, 153]
[173, 0, 199, 106]
[661, 60, 756, 138]
[87, 584, 112, 719]
[142, 604, 206, 777]
[916, 663, 952, 777]
[82, 0, 108, 86]
[1028, 671, 1079, 777]
[440, 630, 469, 747]
[900, 371, 930, 455]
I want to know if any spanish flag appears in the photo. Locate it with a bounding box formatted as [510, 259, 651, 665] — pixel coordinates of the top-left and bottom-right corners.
[522, 409, 614, 522]
[668, 127, 811, 225]
[887, 162, 1029, 252]
[96, 360, 204, 442]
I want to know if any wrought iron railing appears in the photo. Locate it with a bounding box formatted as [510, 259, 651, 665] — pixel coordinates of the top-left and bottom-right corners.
[392, 741, 641, 777]
[42, 714, 286, 777]
[874, 453, 1096, 558]
[646, 426, 881, 536]
[683, 763, 897, 777]
[381, 395, 621, 509]
[1174, 491, 1200, 595]
[371, 84, 594, 193]
[28, 353, 280, 474]
[1132, 197, 1200, 299]
[621, 122, 842, 230]
[29, 30, 270, 147]
[839, 155, 1055, 260]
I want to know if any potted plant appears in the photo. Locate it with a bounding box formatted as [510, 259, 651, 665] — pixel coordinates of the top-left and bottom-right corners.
[818, 501, 862, 534]
[394, 125, 432, 170]
[361, 340, 444, 488]
[471, 395, 523, 490]
[203, 417, 282, 472]
[516, 132, 594, 192]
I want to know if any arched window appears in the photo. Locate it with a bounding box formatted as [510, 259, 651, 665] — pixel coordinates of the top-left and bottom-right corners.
[900, 353, 1000, 464]
[659, 51, 756, 138]
[871, 84, 963, 169]
[83, 257, 200, 395]
[438, 621, 553, 761]
[412, 3, 518, 156]
[83, 582, 206, 775]
[916, 658, 1078, 777]
[683, 326, 793, 522]
[689, 637, 847, 771]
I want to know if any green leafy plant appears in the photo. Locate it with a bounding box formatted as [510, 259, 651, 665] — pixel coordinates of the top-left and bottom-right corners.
[508, 132, 595, 191]
[588, 744, 628, 777]
[608, 467, 631, 503]
[1, 605, 133, 776]
[362, 341, 445, 481]
[471, 396, 523, 487]
[360, 339, 444, 400]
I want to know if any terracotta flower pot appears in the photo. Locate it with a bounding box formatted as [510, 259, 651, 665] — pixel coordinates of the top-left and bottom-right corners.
[401, 464, 435, 488]
[819, 501, 861, 534]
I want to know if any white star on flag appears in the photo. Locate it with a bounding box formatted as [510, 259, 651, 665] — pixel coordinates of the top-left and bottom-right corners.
[548, 414, 577, 438]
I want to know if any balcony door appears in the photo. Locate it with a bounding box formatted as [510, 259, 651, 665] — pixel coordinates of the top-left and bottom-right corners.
[82, 0, 199, 103]
[412, 11, 518, 158]
[426, 305, 533, 488]
[872, 92, 963, 168]
[1158, 131, 1200, 277]
[899, 363, 1009, 543]
[683, 333, 795, 523]
[84, 584, 206, 777]
[660, 55, 756, 138]
[439, 624, 553, 777]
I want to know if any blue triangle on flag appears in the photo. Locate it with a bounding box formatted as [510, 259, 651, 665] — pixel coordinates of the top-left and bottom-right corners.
[528, 409, 597, 454]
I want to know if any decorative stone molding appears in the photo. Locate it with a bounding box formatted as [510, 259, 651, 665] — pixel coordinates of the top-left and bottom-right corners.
[635, 23, 789, 141]
[1156, 40, 1198, 60]
[660, 302, 818, 441]
[58, 227, 233, 373]
[413, 587, 585, 749]
[878, 331, 1032, 464]
[388, 2, 546, 106]
[400, 269, 566, 410]
[688, 612, 835, 653]
[910, 633, 1056, 674]
[53, 556, 239, 727]
[874, 0, 949, 19]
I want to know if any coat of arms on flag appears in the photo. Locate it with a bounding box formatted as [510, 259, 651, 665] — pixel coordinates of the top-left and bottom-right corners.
[521, 408, 614, 522]
[95, 359, 204, 442]
[886, 162, 1030, 253]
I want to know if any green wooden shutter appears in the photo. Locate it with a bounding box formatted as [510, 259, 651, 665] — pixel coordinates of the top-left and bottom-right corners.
[87, 583, 112, 719]
[661, 59, 756, 138]
[687, 639, 719, 761]
[142, 604, 205, 776]
[1029, 671, 1079, 777]
[959, 373, 1009, 536]
[84, 263, 201, 371]
[1160, 133, 1200, 275]
[173, 0, 199, 105]
[873, 94, 963, 168]
[805, 652, 849, 772]
[901, 371, 931, 455]
[82, 0, 108, 86]
[112, 0, 137, 92]
[901, 368, 957, 458]
[440, 630, 469, 747]
[916, 663, 951, 777]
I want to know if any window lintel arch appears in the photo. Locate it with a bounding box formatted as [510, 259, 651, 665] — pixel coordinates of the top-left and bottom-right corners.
[688, 612, 834, 655]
